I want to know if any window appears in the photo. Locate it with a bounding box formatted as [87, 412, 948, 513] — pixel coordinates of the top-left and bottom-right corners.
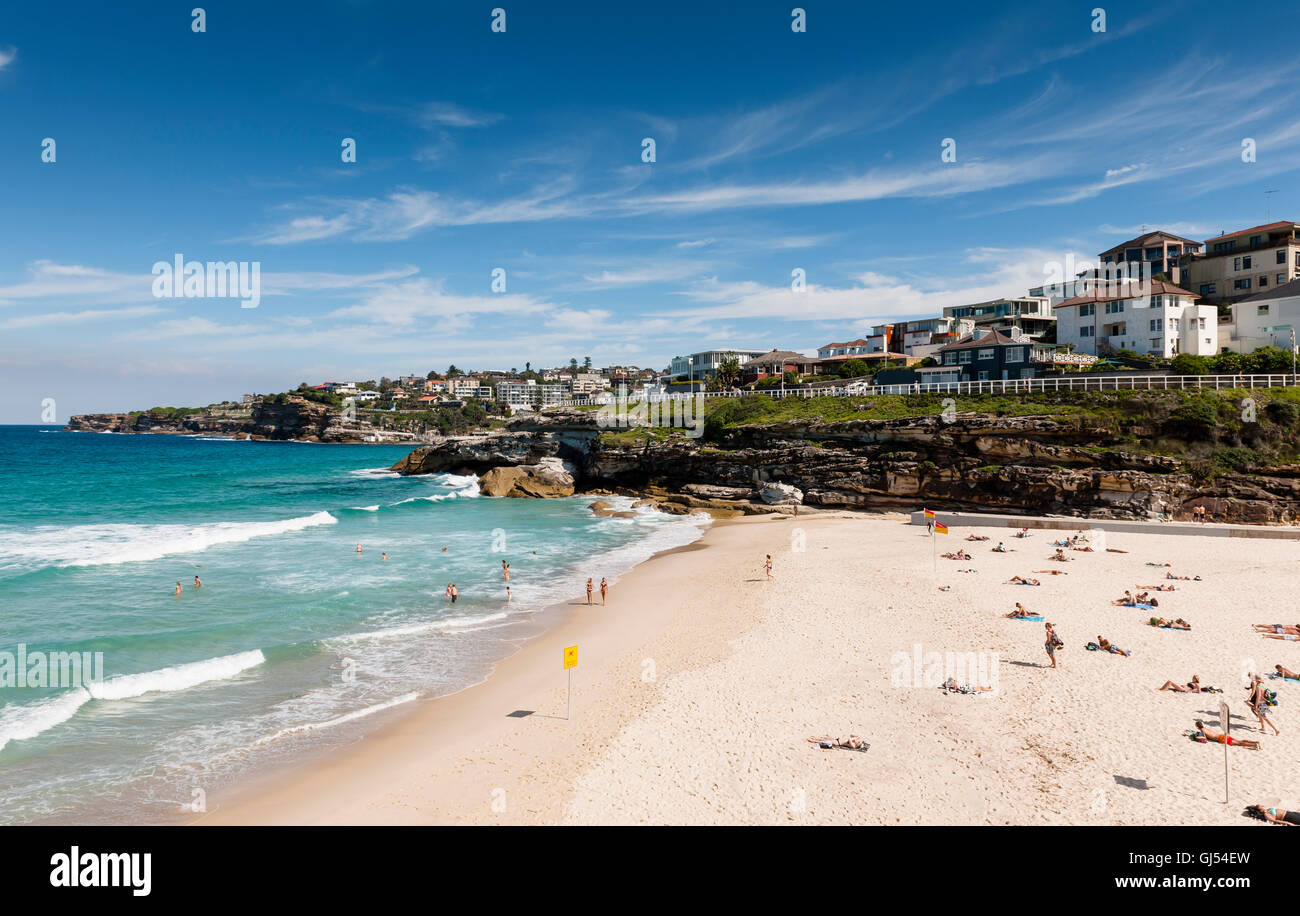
[1149, 318, 1161, 332]
[943, 352, 957, 365]
[977, 371, 990, 381]
[1198, 317, 1206, 330]
[977, 348, 994, 361]
[1261, 276, 1270, 287]
[1105, 301, 1125, 314]
[1080, 326, 1095, 338]
[1278, 250, 1287, 265]
[1235, 279, 1252, 290]
[1200, 283, 1216, 296]
[1258, 305, 1270, 316]
[1151, 338, 1161, 350]
[1245, 255, 1253, 269]
[1280, 274, 1287, 285]
[1295, 252, 1300, 268]
[1234, 257, 1241, 271]
[1079, 303, 1095, 316]
[1005, 347, 1024, 363]
[1250, 236, 1263, 246]
[958, 350, 972, 364]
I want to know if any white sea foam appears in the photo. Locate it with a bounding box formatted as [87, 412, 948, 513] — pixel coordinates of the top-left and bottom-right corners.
[0, 511, 337, 568]
[250, 692, 419, 747]
[0, 650, 265, 753]
[326, 612, 511, 646]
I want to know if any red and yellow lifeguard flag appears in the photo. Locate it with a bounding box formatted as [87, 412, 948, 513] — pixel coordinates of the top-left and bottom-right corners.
[923, 509, 935, 519]
[934, 522, 948, 535]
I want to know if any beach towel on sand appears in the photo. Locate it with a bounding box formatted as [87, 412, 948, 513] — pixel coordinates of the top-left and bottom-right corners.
[1268, 674, 1300, 683]
[1009, 615, 1044, 622]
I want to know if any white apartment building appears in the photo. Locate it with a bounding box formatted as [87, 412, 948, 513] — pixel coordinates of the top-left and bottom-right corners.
[564, 372, 608, 396]
[816, 338, 876, 359]
[495, 380, 566, 409]
[1224, 277, 1300, 353]
[1054, 281, 1216, 358]
[669, 349, 770, 379]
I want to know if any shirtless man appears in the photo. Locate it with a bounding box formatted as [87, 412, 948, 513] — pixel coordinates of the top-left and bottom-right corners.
[1194, 720, 1261, 750]
[1097, 636, 1131, 656]
[193, 575, 203, 588]
[1276, 664, 1300, 681]
[1006, 603, 1036, 619]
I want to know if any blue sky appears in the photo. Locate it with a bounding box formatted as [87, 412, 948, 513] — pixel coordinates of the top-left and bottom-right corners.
[2, 0, 1299, 421]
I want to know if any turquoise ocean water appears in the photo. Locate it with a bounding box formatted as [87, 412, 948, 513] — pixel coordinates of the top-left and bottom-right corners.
[0, 426, 705, 824]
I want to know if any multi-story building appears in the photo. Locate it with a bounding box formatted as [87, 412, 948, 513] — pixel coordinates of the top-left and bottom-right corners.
[422, 378, 449, 394]
[495, 380, 566, 409]
[1223, 277, 1300, 354]
[937, 329, 1058, 381]
[942, 296, 1055, 339]
[449, 377, 493, 400]
[668, 355, 692, 379]
[1097, 230, 1201, 283]
[562, 372, 608, 397]
[739, 349, 808, 384]
[1178, 221, 1300, 304]
[1054, 280, 1216, 357]
[667, 349, 770, 380]
[816, 338, 876, 359]
[1030, 266, 1147, 305]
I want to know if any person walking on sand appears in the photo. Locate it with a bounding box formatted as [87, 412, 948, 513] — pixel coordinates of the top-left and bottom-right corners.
[1044, 622, 1061, 669]
[193, 575, 203, 589]
[600, 577, 608, 605]
[764, 554, 773, 578]
[586, 578, 594, 605]
[175, 581, 183, 596]
[1249, 675, 1281, 736]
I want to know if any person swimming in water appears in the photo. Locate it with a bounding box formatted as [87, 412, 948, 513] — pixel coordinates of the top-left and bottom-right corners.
[381, 552, 388, 561]
[356, 543, 362, 553]
[193, 575, 203, 589]
[175, 581, 183, 596]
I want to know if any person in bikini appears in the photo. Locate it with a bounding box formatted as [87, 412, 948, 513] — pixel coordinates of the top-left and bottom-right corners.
[1044, 622, 1062, 668]
[808, 735, 867, 749]
[1158, 675, 1201, 692]
[1007, 575, 1041, 586]
[1006, 603, 1037, 619]
[1248, 676, 1281, 736]
[599, 577, 608, 605]
[1149, 617, 1191, 630]
[1247, 804, 1300, 826]
[586, 578, 594, 605]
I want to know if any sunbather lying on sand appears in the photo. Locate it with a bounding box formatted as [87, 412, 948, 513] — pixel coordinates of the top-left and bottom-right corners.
[1246, 804, 1300, 825]
[1049, 549, 1072, 562]
[965, 534, 990, 541]
[1138, 584, 1176, 591]
[1166, 573, 1201, 580]
[808, 735, 867, 749]
[1005, 576, 1040, 586]
[1032, 569, 1068, 575]
[1146, 562, 1172, 567]
[1193, 720, 1261, 750]
[1105, 548, 1128, 553]
[941, 550, 972, 560]
[1149, 617, 1191, 630]
[942, 677, 993, 694]
[1112, 591, 1135, 606]
[1255, 624, 1300, 635]
[1135, 591, 1159, 607]
[1159, 675, 1201, 692]
[1276, 665, 1300, 680]
[1097, 636, 1131, 656]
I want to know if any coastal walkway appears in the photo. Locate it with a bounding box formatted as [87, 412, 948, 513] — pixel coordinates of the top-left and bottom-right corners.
[908, 510, 1300, 540]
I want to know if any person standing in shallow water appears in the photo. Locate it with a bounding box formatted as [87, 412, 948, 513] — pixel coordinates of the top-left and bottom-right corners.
[175, 581, 183, 596]
[193, 575, 203, 589]
[450, 584, 458, 604]
[502, 561, 510, 581]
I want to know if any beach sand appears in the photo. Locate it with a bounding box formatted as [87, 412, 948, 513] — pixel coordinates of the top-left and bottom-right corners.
[198, 512, 1300, 825]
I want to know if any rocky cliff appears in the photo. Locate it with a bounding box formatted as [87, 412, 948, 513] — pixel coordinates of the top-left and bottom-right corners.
[66, 397, 421, 443]
[390, 398, 1300, 524]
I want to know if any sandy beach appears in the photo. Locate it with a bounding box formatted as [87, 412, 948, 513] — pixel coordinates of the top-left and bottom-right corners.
[198, 511, 1300, 826]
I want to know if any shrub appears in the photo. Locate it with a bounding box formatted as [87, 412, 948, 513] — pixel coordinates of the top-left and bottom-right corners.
[1170, 353, 1211, 375]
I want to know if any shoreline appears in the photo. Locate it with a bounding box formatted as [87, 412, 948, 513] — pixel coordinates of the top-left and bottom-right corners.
[192, 512, 792, 825]
[197, 509, 1300, 826]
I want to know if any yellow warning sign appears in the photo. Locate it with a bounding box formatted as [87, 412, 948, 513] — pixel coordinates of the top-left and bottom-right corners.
[563, 645, 578, 670]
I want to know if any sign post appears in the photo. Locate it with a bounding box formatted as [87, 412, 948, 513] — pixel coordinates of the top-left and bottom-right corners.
[1220, 700, 1230, 804]
[563, 645, 578, 720]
